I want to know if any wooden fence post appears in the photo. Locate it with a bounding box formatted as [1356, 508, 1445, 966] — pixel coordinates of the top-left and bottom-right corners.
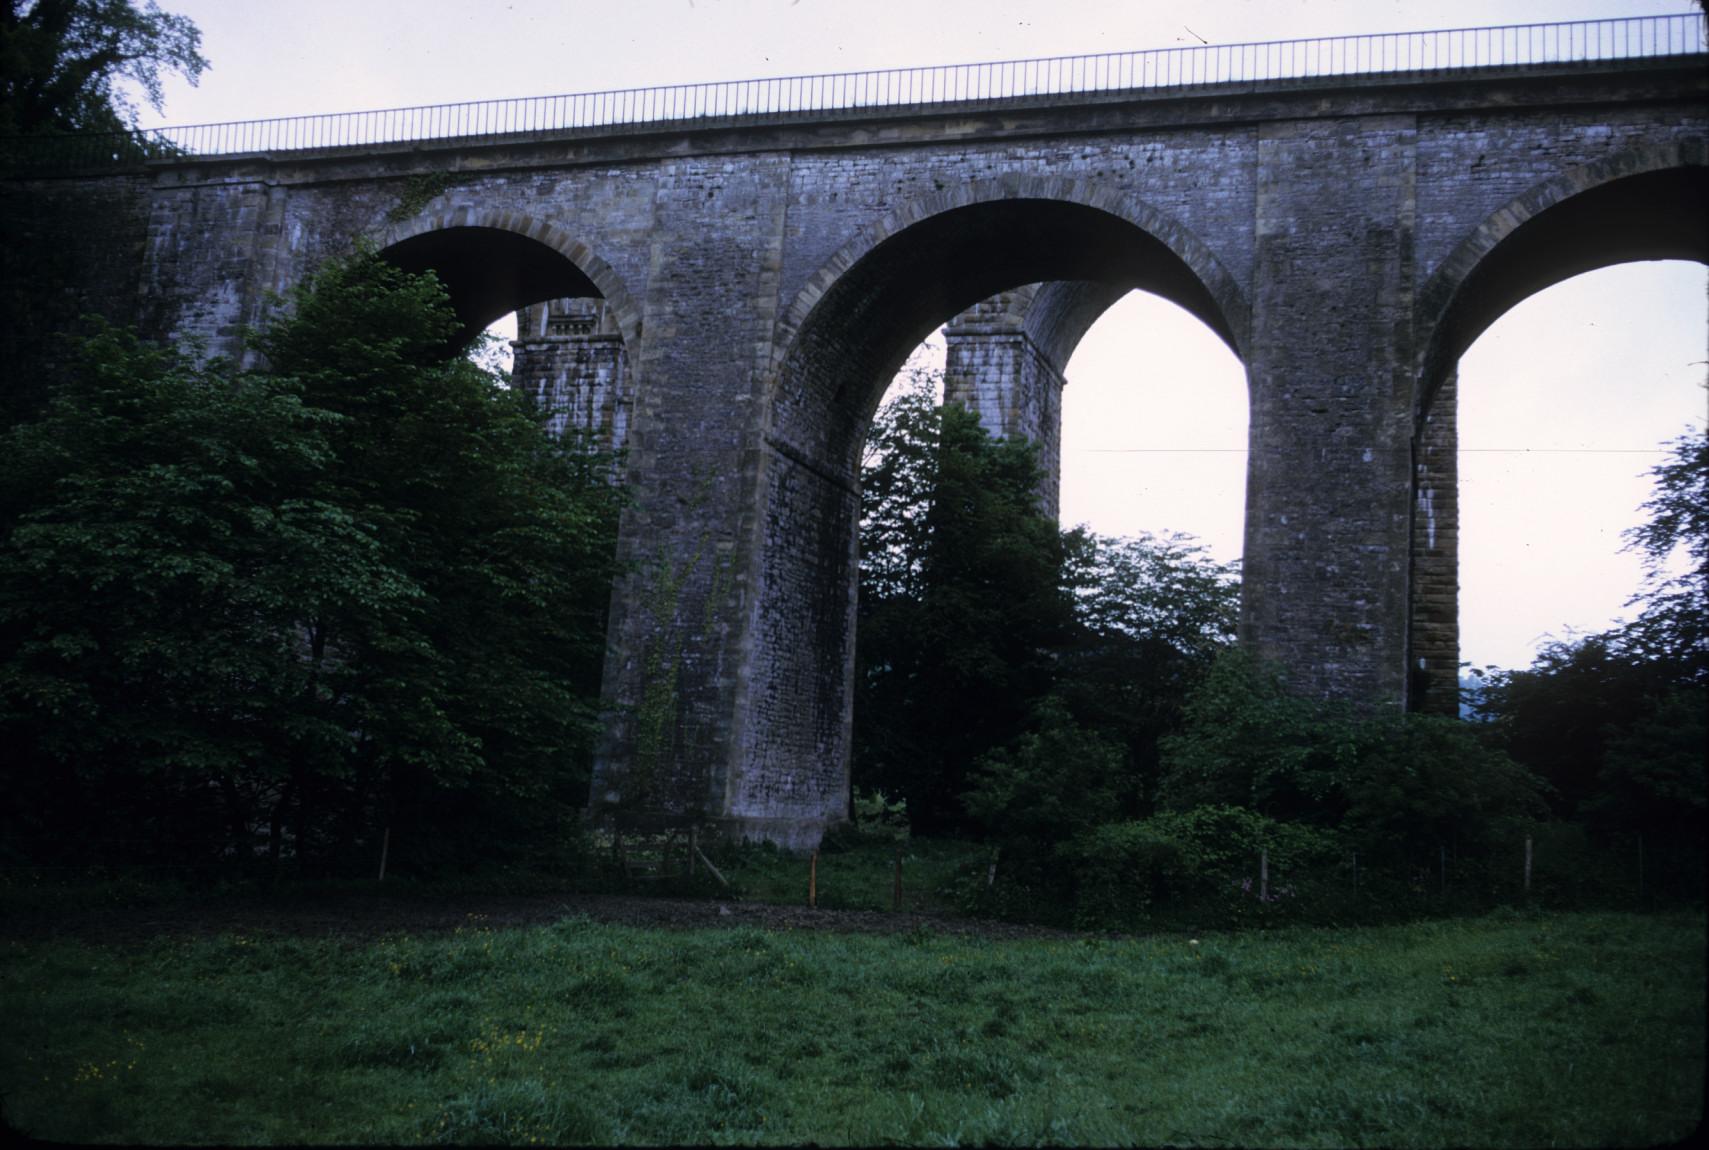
[377, 826, 390, 882]
[1260, 849, 1268, 901]
[693, 843, 730, 888]
[809, 849, 818, 909]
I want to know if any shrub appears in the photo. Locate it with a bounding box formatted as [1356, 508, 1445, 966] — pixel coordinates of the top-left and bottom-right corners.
[962, 696, 1127, 850]
[851, 788, 911, 842]
[1063, 806, 1342, 930]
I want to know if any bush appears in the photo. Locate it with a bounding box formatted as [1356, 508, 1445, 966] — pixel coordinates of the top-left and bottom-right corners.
[1340, 713, 1551, 867]
[850, 788, 911, 843]
[1063, 806, 1341, 930]
[1159, 650, 1550, 864]
[1059, 820, 1183, 930]
[962, 696, 1127, 850]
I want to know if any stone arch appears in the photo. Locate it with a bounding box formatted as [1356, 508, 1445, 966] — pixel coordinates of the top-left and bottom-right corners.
[766, 176, 1248, 474]
[374, 207, 644, 353]
[936, 280, 1135, 517]
[1407, 143, 1708, 714]
[1018, 281, 1135, 374]
[944, 279, 1136, 369]
[1417, 142, 1708, 422]
[719, 181, 1248, 841]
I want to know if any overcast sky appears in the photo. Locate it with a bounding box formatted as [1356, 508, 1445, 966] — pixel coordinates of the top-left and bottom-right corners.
[137, 0, 1707, 671]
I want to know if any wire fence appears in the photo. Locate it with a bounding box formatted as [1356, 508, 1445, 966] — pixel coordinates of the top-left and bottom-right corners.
[5, 13, 1705, 172]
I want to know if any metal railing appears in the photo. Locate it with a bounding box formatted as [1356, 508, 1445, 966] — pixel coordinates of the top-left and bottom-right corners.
[7, 13, 1704, 170]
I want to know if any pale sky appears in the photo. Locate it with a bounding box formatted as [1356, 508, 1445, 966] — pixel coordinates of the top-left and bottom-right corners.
[136, 0, 1707, 671]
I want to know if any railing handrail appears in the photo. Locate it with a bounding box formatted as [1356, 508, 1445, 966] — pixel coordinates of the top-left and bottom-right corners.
[6, 13, 1704, 169]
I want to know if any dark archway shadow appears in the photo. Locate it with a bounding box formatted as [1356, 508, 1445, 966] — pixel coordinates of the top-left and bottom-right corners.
[380, 226, 604, 350]
[771, 196, 1242, 478]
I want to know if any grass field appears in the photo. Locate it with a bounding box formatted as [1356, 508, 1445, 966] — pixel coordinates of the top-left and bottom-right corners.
[2, 908, 1701, 1146]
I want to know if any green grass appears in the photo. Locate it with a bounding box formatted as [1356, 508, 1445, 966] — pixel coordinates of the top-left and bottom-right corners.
[2, 909, 1701, 1146]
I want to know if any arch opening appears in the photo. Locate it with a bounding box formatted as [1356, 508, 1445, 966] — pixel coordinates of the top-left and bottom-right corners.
[731, 193, 1246, 837]
[1057, 288, 1249, 563]
[1410, 161, 1708, 714]
[375, 222, 638, 803]
[372, 221, 637, 455]
[379, 225, 604, 350]
[1458, 261, 1706, 672]
[1421, 166, 1709, 416]
[771, 197, 1243, 478]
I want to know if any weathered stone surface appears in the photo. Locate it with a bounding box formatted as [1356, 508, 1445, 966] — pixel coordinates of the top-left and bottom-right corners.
[1411, 368, 1460, 715]
[9, 57, 1704, 846]
[513, 297, 630, 451]
[943, 289, 1068, 517]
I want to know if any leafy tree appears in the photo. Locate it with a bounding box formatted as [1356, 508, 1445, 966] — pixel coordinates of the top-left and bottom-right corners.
[1587, 688, 1706, 840]
[0, 0, 206, 135]
[854, 375, 1073, 833]
[1, 2, 207, 427]
[249, 254, 624, 870]
[857, 368, 940, 605]
[962, 695, 1127, 850]
[856, 370, 1241, 837]
[1472, 634, 1672, 819]
[1053, 529, 1238, 813]
[1064, 529, 1238, 661]
[1618, 427, 1708, 674]
[0, 323, 384, 862]
[1155, 647, 1360, 822]
[0, 254, 623, 874]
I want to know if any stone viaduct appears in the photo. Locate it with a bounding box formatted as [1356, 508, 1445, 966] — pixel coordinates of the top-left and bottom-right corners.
[9, 21, 1706, 846]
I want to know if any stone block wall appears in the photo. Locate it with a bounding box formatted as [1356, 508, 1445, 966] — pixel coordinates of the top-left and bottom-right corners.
[1410, 369, 1461, 714]
[943, 291, 1067, 517]
[1241, 113, 1421, 706]
[512, 297, 630, 452]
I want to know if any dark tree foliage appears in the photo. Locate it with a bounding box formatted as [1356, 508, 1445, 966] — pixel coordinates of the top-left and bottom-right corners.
[1157, 648, 1549, 863]
[2, 2, 207, 427]
[0, 0, 206, 135]
[855, 377, 1073, 833]
[854, 371, 1239, 838]
[1620, 428, 1709, 672]
[963, 695, 1127, 849]
[1054, 529, 1238, 815]
[0, 255, 623, 875]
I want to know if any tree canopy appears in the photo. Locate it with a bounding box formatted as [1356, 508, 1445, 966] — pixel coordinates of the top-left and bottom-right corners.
[0, 254, 623, 875]
[853, 370, 1240, 836]
[0, 0, 206, 135]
